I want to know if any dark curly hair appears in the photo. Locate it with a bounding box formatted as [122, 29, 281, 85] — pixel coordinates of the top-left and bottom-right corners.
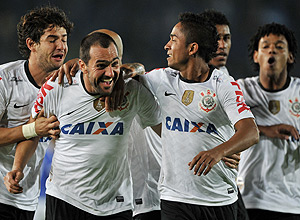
[17, 5, 74, 59]
[248, 22, 297, 73]
[200, 9, 230, 26]
[179, 12, 218, 63]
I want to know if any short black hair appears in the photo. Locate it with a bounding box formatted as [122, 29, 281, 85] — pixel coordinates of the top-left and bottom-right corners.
[248, 22, 297, 73]
[17, 5, 74, 59]
[79, 32, 118, 64]
[201, 9, 230, 26]
[179, 12, 218, 63]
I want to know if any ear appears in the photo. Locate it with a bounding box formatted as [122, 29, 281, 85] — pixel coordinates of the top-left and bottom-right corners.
[26, 38, 36, 52]
[78, 59, 87, 73]
[287, 52, 294, 64]
[253, 50, 258, 64]
[189, 42, 198, 57]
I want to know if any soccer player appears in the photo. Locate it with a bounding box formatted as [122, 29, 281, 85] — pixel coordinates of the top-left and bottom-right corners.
[201, 9, 250, 220]
[237, 22, 300, 220]
[0, 6, 73, 220]
[139, 12, 259, 220]
[5, 31, 161, 220]
[201, 9, 232, 76]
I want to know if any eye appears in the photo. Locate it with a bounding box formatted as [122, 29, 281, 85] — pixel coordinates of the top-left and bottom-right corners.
[96, 64, 107, 69]
[112, 61, 120, 67]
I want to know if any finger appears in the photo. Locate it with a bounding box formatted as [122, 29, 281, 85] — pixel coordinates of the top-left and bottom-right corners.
[193, 157, 206, 174]
[48, 128, 61, 136]
[50, 70, 59, 82]
[290, 128, 300, 140]
[70, 63, 78, 77]
[58, 66, 65, 85]
[203, 161, 215, 175]
[37, 108, 45, 118]
[224, 161, 237, 169]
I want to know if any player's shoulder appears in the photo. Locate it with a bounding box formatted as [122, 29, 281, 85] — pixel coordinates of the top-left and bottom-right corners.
[0, 60, 26, 79]
[290, 76, 300, 85]
[237, 75, 258, 88]
[146, 67, 179, 77]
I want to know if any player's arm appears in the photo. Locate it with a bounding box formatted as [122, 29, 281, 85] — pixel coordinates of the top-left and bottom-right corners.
[0, 108, 60, 147]
[4, 116, 41, 194]
[258, 124, 299, 140]
[189, 117, 259, 176]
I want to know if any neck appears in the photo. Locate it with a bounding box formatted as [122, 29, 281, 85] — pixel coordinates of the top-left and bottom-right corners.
[179, 58, 210, 82]
[259, 70, 288, 91]
[28, 58, 52, 87]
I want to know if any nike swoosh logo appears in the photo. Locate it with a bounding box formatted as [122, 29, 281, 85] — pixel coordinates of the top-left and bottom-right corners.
[165, 91, 176, 96]
[14, 103, 29, 108]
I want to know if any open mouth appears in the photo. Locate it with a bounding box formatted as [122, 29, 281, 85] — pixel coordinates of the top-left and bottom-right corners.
[268, 57, 275, 64]
[52, 54, 64, 60]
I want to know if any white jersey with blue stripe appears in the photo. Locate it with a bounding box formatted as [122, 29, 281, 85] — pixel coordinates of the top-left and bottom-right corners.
[140, 67, 254, 206]
[32, 71, 161, 216]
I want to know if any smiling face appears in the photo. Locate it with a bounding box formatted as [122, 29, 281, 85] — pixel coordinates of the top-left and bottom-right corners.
[80, 42, 120, 96]
[32, 25, 68, 72]
[164, 22, 190, 71]
[209, 24, 231, 68]
[254, 33, 294, 80]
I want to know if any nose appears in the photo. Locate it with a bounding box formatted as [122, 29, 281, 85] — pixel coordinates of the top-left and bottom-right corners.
[269, 44, 276, 54]
[56, 39, 66, 50]
[164, 40, 171, 51]
[105, 65, 114, 78]
[218, 38, 226, 50]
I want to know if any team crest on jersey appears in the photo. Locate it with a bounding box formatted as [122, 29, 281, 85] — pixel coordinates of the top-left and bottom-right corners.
[118, 91, 130, 111]
[182, 90, 194, 106]
[199, 89, 217, 113]
[93, 98, 105, 112]
[268, 100, 280, 115]
[289, 97, 300, 118]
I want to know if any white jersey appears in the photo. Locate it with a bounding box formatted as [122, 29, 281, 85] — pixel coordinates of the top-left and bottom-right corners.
[0, 60, 49, 211]
[219, 66, 230, 76]
[128, 116, 162, 216]
[140, 67, 254, 206]
[32, 72, 161, 216]
[237, 76, 300, 214]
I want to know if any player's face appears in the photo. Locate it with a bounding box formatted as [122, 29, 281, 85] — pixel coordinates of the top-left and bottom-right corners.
[34, 25, 68, 72]
[164, 22, 190, 71]
[254, 33, 294, 78]
[81, 43, 120, 96]
[209, 24, 231, 68]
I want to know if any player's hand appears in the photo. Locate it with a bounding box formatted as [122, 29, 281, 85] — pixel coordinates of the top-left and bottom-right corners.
[121, 63, 145, 80]
[4, 169, 24, 194]
[222, 153, 240, 169]
[35, 108, 60, 139]
[46, 58, 79, 85]
[105, 73, 125, 112]
[188, 148, 223, 176]
[259, 124, 299, 140]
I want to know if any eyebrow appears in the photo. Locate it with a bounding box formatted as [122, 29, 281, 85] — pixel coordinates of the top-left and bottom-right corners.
[46, 34, 68, 39]
[95, 56, 119, 63]
[262, 40, 286, 44]
[170, 34, 177, 38]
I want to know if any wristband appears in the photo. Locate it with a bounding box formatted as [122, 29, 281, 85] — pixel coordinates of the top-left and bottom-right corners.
[22, 122, 38, 139]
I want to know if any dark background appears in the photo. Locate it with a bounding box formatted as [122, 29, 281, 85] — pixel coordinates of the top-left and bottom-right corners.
[1, 0, 299, 79]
